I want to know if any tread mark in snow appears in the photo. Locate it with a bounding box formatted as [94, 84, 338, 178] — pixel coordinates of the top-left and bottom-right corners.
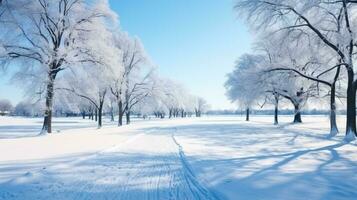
[0, 130, 220, 200]
[171, 128, 219, 200]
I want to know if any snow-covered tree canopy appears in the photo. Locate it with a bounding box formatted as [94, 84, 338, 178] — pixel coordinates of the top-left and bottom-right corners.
[1, 0, 116, 68]
[0, 0, 121, 133]
[0, 99, 13, 112]
[225, 54, 265, 109]
[229, 0, 357, 140]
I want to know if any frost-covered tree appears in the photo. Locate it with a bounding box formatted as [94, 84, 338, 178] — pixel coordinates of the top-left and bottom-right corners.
[257, 53, 286, 125]
[133, 76, 197, 119]
[76, 99, 93, 119]
[13, 101, 32, 116]
[183, 95, 196, 117]
[60, 65, 111, 128]
[13, 100, 42, 117]
[57, 8, 121, 128]
[110, 31, 149, 126]
[273, 76, 315, 123]
[194, 97, 208, 117]
[0, 0, 117, 134]
[236, 0, 357, 140]
[138, 76, 170, 118]
[59, 43, 120, 128]
[53, 92, 80, 116]
[0, 99, 13, 114]
[106, 95, 117, 122]
[261, 33, 344, 135]
[225, 54, 265, 121]
[123, 69, 155, 124]
[226, 52, 315, 124]
[261, 44, 316, 123]
[159, 79, 187, 118]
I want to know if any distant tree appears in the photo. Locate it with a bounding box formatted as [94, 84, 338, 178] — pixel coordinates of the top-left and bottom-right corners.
[0, 99, 13, 115]
[13, 101, 42, 117]
[14, 102, 31, 116]
[137, 76, 170, 119]
[134, 76, 197, 119]
[194, 97, 208, 117]
[106, 95, 117, 122]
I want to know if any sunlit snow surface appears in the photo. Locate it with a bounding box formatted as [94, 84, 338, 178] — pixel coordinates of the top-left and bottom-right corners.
[0, 115, 356, 200]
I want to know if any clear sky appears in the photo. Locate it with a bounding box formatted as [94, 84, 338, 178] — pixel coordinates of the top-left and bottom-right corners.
[0, 0, 252, 110]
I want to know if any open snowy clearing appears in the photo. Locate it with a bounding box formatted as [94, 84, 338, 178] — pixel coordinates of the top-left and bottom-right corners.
[0, 115, 356, 200]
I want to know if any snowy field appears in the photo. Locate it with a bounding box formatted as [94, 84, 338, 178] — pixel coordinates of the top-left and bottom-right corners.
[0, 115, 356, 200]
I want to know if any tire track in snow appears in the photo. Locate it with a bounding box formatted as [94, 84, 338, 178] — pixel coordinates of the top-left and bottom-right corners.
[72, 127, 219, 200]
[171, 128, 219, 200]
[1, 127, 219, 200]
[74, 127, 219, 200]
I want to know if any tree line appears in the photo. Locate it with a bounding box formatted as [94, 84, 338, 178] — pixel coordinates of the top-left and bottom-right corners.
[0, 0, 208, 134]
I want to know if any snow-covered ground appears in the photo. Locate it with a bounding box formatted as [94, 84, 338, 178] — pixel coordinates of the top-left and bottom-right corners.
[0, 115, 356, 200]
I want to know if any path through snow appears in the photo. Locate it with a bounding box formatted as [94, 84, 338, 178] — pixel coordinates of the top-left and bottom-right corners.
[0, 127, 218, 200]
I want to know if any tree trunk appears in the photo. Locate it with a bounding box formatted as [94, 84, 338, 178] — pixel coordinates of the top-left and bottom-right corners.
[95, 109, 98, 122]
[329, 84, 339, 137]
[196, 109, 201, 117]
[293, 104, 302, 123]
[41, 73, 56, 134]
[98, 105, 103, 128]
[126, 111, 130, 124]
[118, 100, 123, 126]
[110, 107, 114, 122]
[125, 82, 130, 124]
[345, 70, 357, 141]
[82, 111, 85, 119]
[274, 95, 279, 125]
[111, 112, 114, 122]
[246, 108, 250, 121]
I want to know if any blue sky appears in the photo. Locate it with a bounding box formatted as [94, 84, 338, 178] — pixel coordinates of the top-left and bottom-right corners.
[0, 0, 252, 109]
[110, 0, 252, 109]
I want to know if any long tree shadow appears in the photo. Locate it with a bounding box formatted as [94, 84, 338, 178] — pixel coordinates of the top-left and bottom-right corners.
[140, 121, 357, 200]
